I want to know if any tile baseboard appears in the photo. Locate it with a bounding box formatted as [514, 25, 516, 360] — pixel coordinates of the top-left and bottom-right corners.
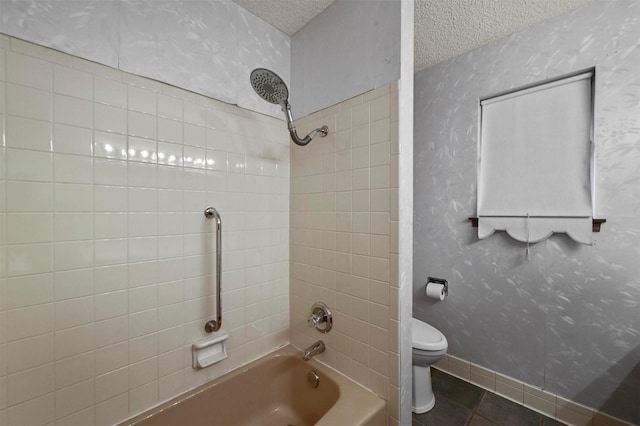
[432, 354, 635, 426]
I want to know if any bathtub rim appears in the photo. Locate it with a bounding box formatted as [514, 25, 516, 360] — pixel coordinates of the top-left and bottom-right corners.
[120, 344, 386, 426]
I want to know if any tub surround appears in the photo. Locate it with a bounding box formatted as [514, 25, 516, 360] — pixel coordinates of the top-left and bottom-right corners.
[413, 1, 640, 423]
[289, 82, 401, 424]
[0, 35, 290, 425]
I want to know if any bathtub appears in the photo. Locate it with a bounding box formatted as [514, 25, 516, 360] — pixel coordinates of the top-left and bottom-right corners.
[122, 345, 386, 426]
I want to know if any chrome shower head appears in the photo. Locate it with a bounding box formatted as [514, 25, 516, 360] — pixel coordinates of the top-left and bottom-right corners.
[250, 68, 289, 105]
[250, 67, 328, 146]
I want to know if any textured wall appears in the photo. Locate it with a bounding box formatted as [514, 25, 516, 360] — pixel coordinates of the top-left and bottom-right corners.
[290, 0, 401, 118]
[413, 1, 639, 424]
[0, 0, 290, 119]
[0, 36, 290, 425]
[289, 83, 401, 424]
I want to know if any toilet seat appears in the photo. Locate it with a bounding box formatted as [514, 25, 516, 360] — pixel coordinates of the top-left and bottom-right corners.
[412, 318, 447, 351]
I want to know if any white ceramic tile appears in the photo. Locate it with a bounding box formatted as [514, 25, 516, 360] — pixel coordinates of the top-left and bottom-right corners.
[5, 149, 52, 182]
[94, 185, 128, 212]
[54, 183, 93, 212]
[6, 181, 52, 213]
[57, 406, 95, 426]
[54, 213, 93, 241]
[95, 342, 128, 376]
[94, 238, 128, 267]
[54, 324, 94, 360]
[54, 94, 92, 128]
[94, 265, 128, 294]
[128, 162, 157, 188]
[7, 363, 54, 406]
[95, 393, 128, 426]
[95, 131, 127, 160]
[6, 83, 51, 121]
[370, 118, 390, 145]
[157, 142, 183, 166]
[7, 243, 53, 277]
[158, 94, 183, 121]
[6, 303, 53, 341]
[184, 146, 206, 169]
[128, 237, 157, 262]
[55, 352, 94, 389]
[128, 86, 157, 115]
[95, 290, 128, 322]
[6, 273, 53, 309]
[128, 188, 157, 212]
[94, 316, 127, 350]
[54, 240, 93, 271]
[6, 213, 52, 245]
[158, 117, 183, 145]
[184, 123, 206, 148]
[6, 393, 54, 426]
[55, 378, 94, 420]
[6, 334, 53, 374]
[5, 115, 52, 151]
[95, 76, 127, 108]
[54, 268, 94, 301]
[128, 213, 158, 237]
[128, 137, 157, 164]
[55, 296, 94, 330]
[94, 159, 128, 186]
[6, 51, 52, 91]
[95, 367, 128, 403]
[54, 65, 92, 100]
[95, 213, 127, 239]
[54, 153, 93, 184]
[128, 334, 158, 365]
[54, 124, 93, 156]
[95, 103, 127, 134]
[128, 111, 157, 140]
[129, 381, 159, 416]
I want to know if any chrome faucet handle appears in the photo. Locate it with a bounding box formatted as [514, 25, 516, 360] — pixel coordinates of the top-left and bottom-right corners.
[308, 302, 332, 333]
[307, 312, 323, 327]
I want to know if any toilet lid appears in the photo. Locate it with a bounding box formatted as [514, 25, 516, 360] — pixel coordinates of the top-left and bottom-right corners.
[412, 318, 448, 351]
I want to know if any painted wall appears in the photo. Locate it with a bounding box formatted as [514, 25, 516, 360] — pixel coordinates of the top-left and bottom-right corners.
[289, 83, 401, 424]
[0, 0, 290, 119]
[290, 0, 401, 118]
[0, 35, 290, 425]
[413, 1, 639, 424]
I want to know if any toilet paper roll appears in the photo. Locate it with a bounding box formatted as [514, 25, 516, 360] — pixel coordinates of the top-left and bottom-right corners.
[426, 282, 446, 300]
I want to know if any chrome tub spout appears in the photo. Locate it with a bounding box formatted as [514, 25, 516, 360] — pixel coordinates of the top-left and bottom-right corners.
[303, 340, 325, 361]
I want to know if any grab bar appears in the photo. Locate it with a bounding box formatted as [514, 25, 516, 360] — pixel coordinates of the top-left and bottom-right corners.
[204, 207, 222, 333]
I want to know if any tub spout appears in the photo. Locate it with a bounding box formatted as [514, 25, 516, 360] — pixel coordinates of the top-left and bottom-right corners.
[303, 340, 325, 361]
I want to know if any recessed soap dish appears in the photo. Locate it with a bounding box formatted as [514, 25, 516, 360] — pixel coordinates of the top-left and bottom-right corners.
[192, 334, 229, 369]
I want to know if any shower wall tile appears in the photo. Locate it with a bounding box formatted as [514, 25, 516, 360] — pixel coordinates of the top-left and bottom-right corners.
[0, 36, 290, 425]
[290, 82, 399, 423]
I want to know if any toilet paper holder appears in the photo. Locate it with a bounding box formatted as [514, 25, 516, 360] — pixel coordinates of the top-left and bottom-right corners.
[427, 277, 448, 297]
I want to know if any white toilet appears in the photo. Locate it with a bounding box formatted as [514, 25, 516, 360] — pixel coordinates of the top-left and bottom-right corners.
[412, 317, 448, 413]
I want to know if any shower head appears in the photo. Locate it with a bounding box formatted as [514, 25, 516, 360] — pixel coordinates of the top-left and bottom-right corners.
[250, 68, 289, 105]
[250, 67, 328, 146]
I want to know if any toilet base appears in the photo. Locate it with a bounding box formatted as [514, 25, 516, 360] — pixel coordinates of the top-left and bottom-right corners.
[412, 364, 436, 414]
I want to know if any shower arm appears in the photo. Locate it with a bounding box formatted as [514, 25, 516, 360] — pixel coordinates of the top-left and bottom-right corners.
[282, 101, 328, 146]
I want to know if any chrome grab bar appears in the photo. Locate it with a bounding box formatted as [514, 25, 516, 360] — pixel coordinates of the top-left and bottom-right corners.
[204, 207, 222, 333]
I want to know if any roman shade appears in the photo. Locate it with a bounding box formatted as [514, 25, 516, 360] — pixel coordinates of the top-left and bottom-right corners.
[477, 71, 594, 244]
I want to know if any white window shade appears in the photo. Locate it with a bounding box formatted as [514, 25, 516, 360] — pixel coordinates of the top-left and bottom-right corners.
[477, 71, 594, 244]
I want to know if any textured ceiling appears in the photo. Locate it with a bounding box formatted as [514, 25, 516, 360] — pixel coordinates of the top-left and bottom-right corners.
[414, 0, 592, 70]
[233, 0, 592, 71]
[233, 0, 336, 36]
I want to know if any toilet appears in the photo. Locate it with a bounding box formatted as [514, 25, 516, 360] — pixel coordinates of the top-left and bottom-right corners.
[412, 317, 448, 413]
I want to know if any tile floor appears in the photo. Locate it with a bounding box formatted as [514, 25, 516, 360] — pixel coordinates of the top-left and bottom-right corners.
[412, 370, 566, 426]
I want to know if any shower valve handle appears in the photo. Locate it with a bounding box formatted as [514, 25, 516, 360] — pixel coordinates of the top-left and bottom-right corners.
[307, 302, 333, 333]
